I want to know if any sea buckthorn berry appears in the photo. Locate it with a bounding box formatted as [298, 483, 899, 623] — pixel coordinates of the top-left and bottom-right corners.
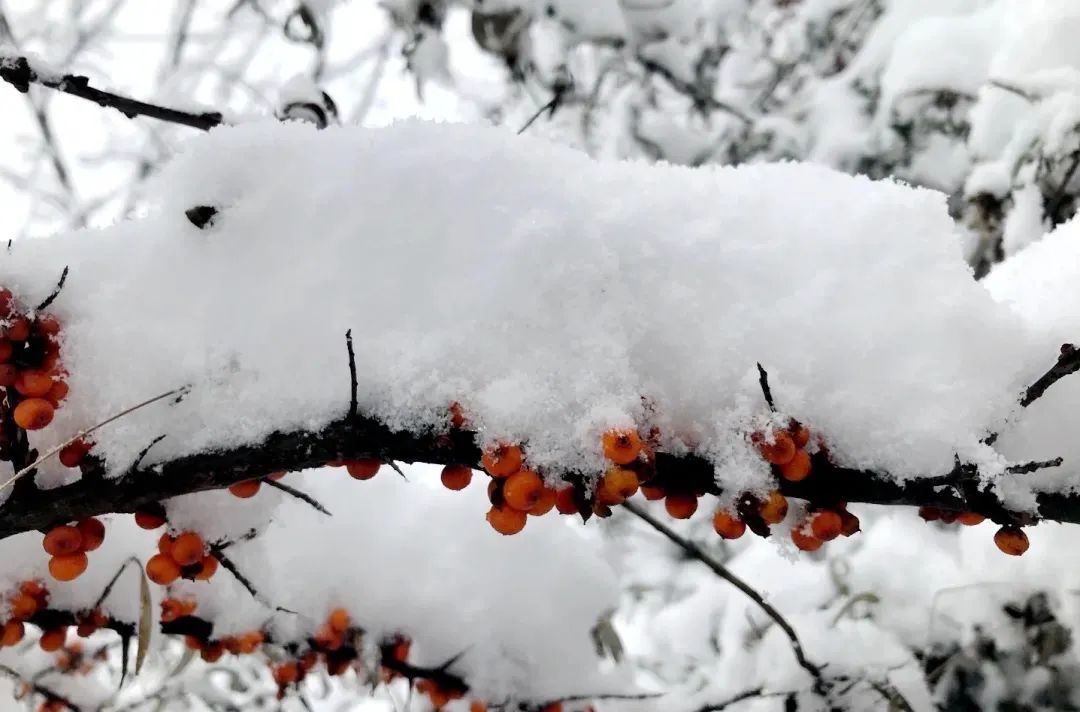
[201, 642, 224, 663]
[345, 459, 381, 480]
[134, 504, 167, 530]
[268, 472, 286, 480]
[759, 491, 789, 524]
[918, 506, 941, 522]
[0, 338, 11, 363]
[486, 505, 527, 535]
[0, 364, 16, 387]
[758, 431, 797, 465]
[146, 554, 181, 585]
[75, 517, 105, 552]
[839, 509, 861, 537]
[228, 479, 261, 498]
[503, 469, 544, 511]
[1, 621, 24, 647]
[46, 380, 69, 406]
[160, 598, 193, 623]
[665, 494, 699, 519]
[994, 526, 1029, 556]
[5, 317, 30, 342]
[598, 467, 639, 505]
[790, 422, 811, 449]
[481, 443, 523, 478]
[938, 510, 959, 524]
[778, 450, 812, 482]
[20, 579, 47, 601]
[487, 478, 502, 505]
[59, 439, 92, 468]
[957, 512, 985, 526]
[791, 527, 823, 552]
[713, 510, 746, 539]
[449, 401, 467, 429]
[157, 533, 176, 556]
[440, 464, 473, 491]
[810, 511, 843, 541]
[194, 555, 219, 581]
[529, 487, 557, 516]
[470, 702, 488, 712]
[39, 628, 67, 652]
[13, 398, 54, 430]
[314, 623, 344, 651]
[640, 484, 665, 501]
[328, 608, 350, 633]
[171, 532, 206, 567]
[9, 592, 39, 620]
[540, 704, 564, 712]
[273, 661, 300, 686]
[35, 314, 60, 335]
[237, 631, 264, 654]
[602, 429, 643, 465]
[14, 370, 54, 398]
[43, 525, 83, 556]
[554, 486, 579, 515]
[0, 289, 11, 318]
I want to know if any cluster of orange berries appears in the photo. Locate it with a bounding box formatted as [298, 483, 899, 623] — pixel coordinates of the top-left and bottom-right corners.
[753, 421, 813, 482]
[0, 288, 72, 435]
[40, 517, 105, 581]
[146, 531, 218, 584]
[269, 610, 370, 695]
[919, 507, 1030, 556]
[1, 579, 110, 655]
[184, 629, 265, 663]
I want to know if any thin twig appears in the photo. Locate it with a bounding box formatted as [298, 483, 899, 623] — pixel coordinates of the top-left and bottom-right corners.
[262, 477, 331, 515]
[131, 434, 167, 471]
[1020, 344, 1080, 408]
[0, 55, 222, 130]
[621, 500, 825, 688]
[345, 329, 358, 419]
[0, 664, 81, 711]
[211, 548, 274, 608]
[35, 266, 69, 311]
[92, 556, 142, 610]
[756, 363, 775, 411]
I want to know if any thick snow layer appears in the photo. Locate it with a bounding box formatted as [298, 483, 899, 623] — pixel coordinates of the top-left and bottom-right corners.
[0, 120, 1037, 491]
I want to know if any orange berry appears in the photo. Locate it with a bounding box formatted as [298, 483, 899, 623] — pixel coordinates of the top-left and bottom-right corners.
[13, 398, 54, 430]
[602, 429, 643, 465]
[810, 511, 843, 541]
[1, 621, 24, 647]
[237, 631, 264, 654]
[228, 479, 261, 498]
[598, 467, 639, 505]
[194, 555, 218, 581]
[0, 364, 16, 387]
[481, 443, 523, 478]
[45, 380, 69, 406]
[487, 478, 502, 505]
[790, 527, 823, 552]
[313, 623, 344, 651]
[39, 628, 66, 652]
[273, 661, 300, 685]
[529, 487, 557, 516]
[470, 702, 488, 712]
[160, 598, 190, 623]
[157, 533, 176, 556]
[35, 314, 60, 335]
[440, 464, 473, 491]
[59, 439, 92, 468]
[994, 526, 1029, 556]
[918, 506, 941, 522]
[201, 642, 224, 663]
[839, 509, 861, 537]
[14, 370, 54, 398]
[790, 423, 811, 449]
[146, 554, 181, 585]
[486, 505, 527, 535]
[640, 484, 665, 501]
[758, 431, 796, 465]
[8, 593, 38, 620]
[267, 472, 286, 480]
[713, 509, 746, 539]
[957, 512, 985, 526]
[779, 450, 812, 482]
[5, 316, 30, 341]
[540, 704, 563, 712]
[665, 494, 698, 519]
[75, 518, 105, 552]
[328, 608, 350, 633]
[135, 506, 167, 530]
[759, 491, 789, 524]
[345, 459, 381, 480]
[0, 338, 11, 363]
[503, 469, 544, 511]
[43, 525, 83, 556]
[449, 401, 467, 429]
[171, 532, 206, 567]
[19, 579, 47, 601]
[554, 486, 579, 515]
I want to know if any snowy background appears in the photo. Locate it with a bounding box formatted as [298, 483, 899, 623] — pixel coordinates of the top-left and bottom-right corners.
[0, 1, 1080, 711]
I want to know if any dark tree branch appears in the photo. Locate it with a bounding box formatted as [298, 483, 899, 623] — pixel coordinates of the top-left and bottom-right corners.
[1020, 343, 1080, 408]
[0, 55, 222, 131]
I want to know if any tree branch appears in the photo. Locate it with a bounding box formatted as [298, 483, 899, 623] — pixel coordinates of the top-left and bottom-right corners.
[0, 55, 222, 131]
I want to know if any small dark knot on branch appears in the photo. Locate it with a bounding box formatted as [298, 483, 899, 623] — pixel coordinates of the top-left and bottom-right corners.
[184, 206, 218, 229]
[0, 56, 32, 93]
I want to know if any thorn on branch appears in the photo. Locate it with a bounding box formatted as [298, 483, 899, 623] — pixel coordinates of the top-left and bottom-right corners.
[211, 549, 275, 609]
[262, 476, 332, 515]
[757, 362, 775, 412]
[345, 329, 358, 419]
[131, 434, 167, 471]
[184, 206, 217, 229]
[35, 266, 69, 311]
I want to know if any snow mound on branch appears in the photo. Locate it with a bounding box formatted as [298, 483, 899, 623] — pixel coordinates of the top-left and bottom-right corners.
[0, 119, 1029, 486]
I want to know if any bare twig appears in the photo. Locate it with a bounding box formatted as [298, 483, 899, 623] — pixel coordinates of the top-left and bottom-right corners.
[1020, 343, 1080, 408]
[345, 329, 358, 419]
[756, 362, 775, 411]
[262, 477, 331, 515]
[35, 266, 69, 311]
